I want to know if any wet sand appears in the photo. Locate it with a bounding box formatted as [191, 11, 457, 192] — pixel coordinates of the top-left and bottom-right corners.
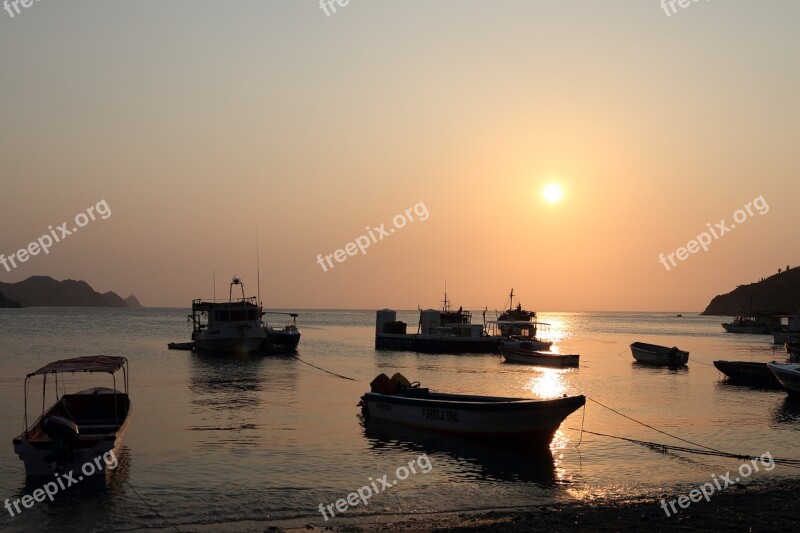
[265, 478, 799, 532]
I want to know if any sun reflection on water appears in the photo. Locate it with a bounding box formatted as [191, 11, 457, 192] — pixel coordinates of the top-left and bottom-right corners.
[525, 368, 570, 398]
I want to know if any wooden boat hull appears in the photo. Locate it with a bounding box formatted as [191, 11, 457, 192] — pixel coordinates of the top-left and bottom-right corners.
[722, 324, 770, 334]
[500, 347, 579, 367]
[713, 360, 781, 388]
[361, 390, 585, 443]
[500, 339, 554, 351]
[774, 332, 800, 345]
[262, 327, 301, 353]
[168, 342, 194, 350]
[375, 333, 500, 354]
[630, 342, 689, 366]
[193, 331, 267, 354]
[767, 363, 800, 396]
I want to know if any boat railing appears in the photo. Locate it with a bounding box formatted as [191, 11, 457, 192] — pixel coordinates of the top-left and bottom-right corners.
[192, 297, 258, 306]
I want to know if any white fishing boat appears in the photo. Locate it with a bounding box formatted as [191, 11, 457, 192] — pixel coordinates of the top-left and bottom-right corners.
[13, 356, 131, 478]
[486, 289, 553, 351]
[630, 342, 689, 367]
[721, 315, 770, 334]
[767, 363, 800, 396]
[360, 373, 585, 444]
[375, 291, 498, 354]
[190, 277, 267, 353]
[500, 347, 579, 367]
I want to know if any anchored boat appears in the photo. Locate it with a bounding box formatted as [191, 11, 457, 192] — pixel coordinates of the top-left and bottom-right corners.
[375, 291, 498, 354]
[722, 314, 771, 334]
[486, 289, 553, 351]
[13, 356, 131, 478]
[189, 277, 300, 354]
[500, 347, 579, 367]
[360, 373, 585, 444]
[713, 360, 781, 388]
[767, 363, 800, 396]
[630, 342, 689, 367]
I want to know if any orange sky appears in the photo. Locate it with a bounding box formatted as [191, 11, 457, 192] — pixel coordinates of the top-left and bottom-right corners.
[0, 2, 798, 311]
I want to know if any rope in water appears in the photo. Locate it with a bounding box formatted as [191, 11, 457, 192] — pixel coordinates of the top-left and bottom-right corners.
[124, 480, 182, 531]
[575, 397, 800, 468]
[290, 355, 359, 381]
[586, 397, 726, 453]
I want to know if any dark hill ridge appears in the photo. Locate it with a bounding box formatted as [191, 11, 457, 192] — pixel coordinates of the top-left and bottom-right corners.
[0, 291, 22, 308]
[703, 267, 800, 316]
[0, 276, 143, 308]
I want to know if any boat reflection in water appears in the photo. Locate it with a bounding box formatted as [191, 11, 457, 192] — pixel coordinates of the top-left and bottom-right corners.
[770, 396, 800, 428]
[188, 351, 268, 448]
[362, 417, 567, 485]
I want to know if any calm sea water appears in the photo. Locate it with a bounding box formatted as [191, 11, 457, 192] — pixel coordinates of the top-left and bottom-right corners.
[1, 309, 798, 531]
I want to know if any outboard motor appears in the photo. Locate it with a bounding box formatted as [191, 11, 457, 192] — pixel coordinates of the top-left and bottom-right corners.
[43, 414, 80, 469]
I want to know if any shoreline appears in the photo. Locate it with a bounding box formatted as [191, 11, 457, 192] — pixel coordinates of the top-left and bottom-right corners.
[160, 477, 800, 532]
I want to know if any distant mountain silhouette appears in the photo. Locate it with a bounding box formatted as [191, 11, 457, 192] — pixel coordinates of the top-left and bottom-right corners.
[0, 276, 139, 307]
[0, 291, 22, 308]
[703, 267, 800, 315]
[125, 293, 143, 308]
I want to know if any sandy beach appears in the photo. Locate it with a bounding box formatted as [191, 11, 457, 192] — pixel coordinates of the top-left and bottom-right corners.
[261, 478, 797, 532]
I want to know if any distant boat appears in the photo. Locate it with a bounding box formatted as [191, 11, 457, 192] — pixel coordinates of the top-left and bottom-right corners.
[500, 347, 579, 367]
[375, 290, 498, 354]
[713, 360, 781, 388]
[167, 342, 194, 350]
[189, 277, 300, 354]
[630, 342, 689, 367]
[767, 363, 800, 396]
[13, 356, 131, 478]
[360, 373, 585, 444]
[676, 314, 683, 317]
[721, 314, 770, 334]
[486, 289, 553, 351]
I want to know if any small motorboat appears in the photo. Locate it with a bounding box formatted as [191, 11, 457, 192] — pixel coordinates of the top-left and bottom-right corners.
[500, 347, 579, 367]
[786, 343, 800, 363]
[630, 342, 689, 367]
[713, 360, 781, 388]
[721, 315, 770, 334]
[13, 356, 131, 478]
[767, 363, 800, 396]
[359, 373, 585, 445]
[167, 342, 194, 350]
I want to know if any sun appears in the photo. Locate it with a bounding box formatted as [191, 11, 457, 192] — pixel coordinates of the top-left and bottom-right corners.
[543, 183, 563, 203]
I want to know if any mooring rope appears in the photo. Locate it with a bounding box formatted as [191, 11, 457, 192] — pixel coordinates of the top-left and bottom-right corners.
[574, 397, 800, 469]
[124, 480, 182, 531]
[290, 355, 359, 381]
[587, 397, 726, 454]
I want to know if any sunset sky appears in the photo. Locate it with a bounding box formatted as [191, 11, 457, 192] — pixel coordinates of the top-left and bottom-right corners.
[1, 1, 798, 311]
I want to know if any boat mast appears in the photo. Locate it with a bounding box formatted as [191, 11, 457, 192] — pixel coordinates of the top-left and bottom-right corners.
[442, 282, 451, 313]
[256, 229, 262, 309]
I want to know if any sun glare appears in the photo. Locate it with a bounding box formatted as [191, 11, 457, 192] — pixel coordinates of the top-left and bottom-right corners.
[543, 183, 563, 203]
